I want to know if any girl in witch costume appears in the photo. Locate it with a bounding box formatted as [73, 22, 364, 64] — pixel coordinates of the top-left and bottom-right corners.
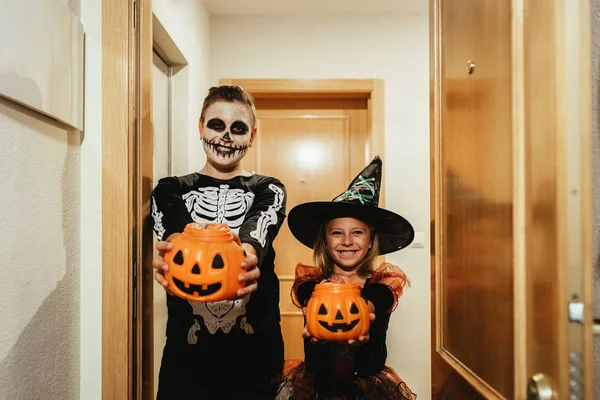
[276, 157, 417, 400]
[151, 85, 287, 399]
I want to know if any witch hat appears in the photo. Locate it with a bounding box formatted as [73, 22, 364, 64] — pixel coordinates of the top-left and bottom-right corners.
[287, 156, 414, 255]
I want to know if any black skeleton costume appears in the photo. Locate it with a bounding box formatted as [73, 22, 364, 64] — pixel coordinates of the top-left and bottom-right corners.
[151, 172, 287, 398]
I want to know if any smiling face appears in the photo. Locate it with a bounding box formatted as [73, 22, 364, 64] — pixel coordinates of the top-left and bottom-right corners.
[325, 217, 373, 272]
[199, 101, 256, 170]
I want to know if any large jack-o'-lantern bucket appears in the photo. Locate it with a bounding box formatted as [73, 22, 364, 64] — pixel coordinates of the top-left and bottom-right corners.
[305, 282, 371, 341]
[163, 223, 246, 302]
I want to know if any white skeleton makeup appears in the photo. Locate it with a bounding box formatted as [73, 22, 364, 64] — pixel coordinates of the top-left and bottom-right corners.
[200, 101, 256, 168]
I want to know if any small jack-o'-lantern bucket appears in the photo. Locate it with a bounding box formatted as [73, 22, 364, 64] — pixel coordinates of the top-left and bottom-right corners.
[163, 223, 246, 302]
[305, 282, 370, 341]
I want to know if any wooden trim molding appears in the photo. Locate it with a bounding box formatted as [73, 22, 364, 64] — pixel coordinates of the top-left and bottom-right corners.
[102, 0, 152, 398]
[510, 0, 527, 397]
[220, 79, 375, 95]
[562, 0, 594, 398]
[578, 0, 594, 396]
[280, 311, 304, 317]
[369, 79, 386, 207]
[437, 349, 505, 399]
[102, 0, 133, 398]
[430, 0, 443, 356]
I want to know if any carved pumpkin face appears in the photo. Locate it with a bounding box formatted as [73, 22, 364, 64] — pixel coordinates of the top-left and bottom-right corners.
[163, 223, 246, 302]
[305, 282, 370, 341]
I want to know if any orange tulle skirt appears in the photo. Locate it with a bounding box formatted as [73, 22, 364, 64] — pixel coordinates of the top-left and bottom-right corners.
[275, 360, 417, 400]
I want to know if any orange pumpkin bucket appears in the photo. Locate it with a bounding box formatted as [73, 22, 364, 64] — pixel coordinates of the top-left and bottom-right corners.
[305, 282, 370, 341]
[163, 223, 246, 302]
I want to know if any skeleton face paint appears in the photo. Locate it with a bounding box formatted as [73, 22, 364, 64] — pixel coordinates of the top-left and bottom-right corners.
[202, 135, 248, 158]
[200, 102, 255, 168]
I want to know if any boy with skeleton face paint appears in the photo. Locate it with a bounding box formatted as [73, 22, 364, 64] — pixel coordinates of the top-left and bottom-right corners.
[200, 94, 255, 166]
[151, 86, 287, 399]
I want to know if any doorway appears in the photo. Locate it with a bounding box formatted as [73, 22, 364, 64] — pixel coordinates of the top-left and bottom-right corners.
[220, 78, 385, 360]
[146, 12, 190, 399]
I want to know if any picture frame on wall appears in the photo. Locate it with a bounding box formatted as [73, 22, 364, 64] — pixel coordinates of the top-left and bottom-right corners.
[0, 0, 84, 130]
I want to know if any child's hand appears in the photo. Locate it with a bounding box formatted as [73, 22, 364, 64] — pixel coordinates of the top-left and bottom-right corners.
[152, 233, 181, 296]
[343, 311, 376, 347]
[230, 231, 260, 298]
[235, 250, 259, 297]
[302, 308, 325, 344]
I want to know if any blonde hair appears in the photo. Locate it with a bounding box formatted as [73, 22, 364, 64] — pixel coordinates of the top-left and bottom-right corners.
[199, 85, 257, 127]
[312, 220, 380, 278]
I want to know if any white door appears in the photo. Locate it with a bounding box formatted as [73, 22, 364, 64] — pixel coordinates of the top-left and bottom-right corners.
[152, 50, 171, 398]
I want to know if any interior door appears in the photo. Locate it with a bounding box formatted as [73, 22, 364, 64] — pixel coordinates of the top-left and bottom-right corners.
[248, 97, 370, 360]
[430, 0, 594, 399]
[438, 0, 514, 397]
[151, 50, 171, 398]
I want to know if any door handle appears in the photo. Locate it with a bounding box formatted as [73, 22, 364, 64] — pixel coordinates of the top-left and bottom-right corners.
[527, 374, 553, 400]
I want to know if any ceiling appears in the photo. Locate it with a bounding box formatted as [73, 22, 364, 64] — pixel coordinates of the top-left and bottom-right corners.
[202, 0, 427, 17]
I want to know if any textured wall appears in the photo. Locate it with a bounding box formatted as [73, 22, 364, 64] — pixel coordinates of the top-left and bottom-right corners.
[64, 0, 81, 17]
[593, 0, 600, 397]
[0, 95, 80, 399]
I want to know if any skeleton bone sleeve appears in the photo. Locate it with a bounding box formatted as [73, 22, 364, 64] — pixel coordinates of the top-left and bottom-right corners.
[238, 178, 287, 266]
[151, 177, 194, 240]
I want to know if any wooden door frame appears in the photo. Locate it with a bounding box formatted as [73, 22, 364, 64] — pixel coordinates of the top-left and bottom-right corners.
[218, 78, 386, 206]
[102, 0, 153, 398]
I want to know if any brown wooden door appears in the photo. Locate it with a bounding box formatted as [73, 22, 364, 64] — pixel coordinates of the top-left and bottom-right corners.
[246, 97, 370, 360]
[430, 0, 594, 399]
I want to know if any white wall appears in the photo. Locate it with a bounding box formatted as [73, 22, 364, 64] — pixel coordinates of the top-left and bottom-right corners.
[80, 0, 102, 398]
[0, 1, 82, 398]
[154, 0, 211, 175]
[209, 14, 431, 398]
[0, 77, 81, 400]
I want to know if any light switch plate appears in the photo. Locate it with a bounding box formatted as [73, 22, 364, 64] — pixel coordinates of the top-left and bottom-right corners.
[411, 232, 425, 248]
